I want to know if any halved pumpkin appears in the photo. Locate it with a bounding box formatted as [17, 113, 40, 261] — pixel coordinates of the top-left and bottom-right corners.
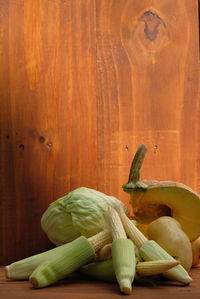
[123, 145, 200, 241]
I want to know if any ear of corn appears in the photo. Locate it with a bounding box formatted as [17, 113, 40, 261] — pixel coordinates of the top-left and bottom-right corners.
[136, 260, 179, 276]
[80, 259, 116, 282]
[5, 241, 75, 280]
[108, 207, 136, 295]
[139, 240, 192, 284]
[96, 243, 112, 261]
[6, 229, 110, 282]
[118, 208, 148, 248]
[80, 258, 139, 284]
[80, 258, 180, 283]
[88, 230, 112, 252]
[112, 238, 136, 294]
[118, 208, 192, 285]
[29, 236, 95, 288]
[108, 207, 126, 241]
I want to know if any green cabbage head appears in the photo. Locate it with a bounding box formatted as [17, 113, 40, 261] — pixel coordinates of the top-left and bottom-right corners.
[41, 187, 129, 246]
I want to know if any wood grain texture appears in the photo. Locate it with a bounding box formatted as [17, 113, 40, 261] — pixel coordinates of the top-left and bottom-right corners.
[0, 0, 199, 265]
[1, 266, 200, 299]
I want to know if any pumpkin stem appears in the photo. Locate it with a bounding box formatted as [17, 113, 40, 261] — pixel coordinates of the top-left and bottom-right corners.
[123, 144, 148, 191]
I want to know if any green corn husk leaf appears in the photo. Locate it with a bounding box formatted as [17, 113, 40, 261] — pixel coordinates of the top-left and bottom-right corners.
[6, 241, 75, 280]
[30, 236, 96, 288]
[80, 259, 116, 282]
[79, 259, 159, 286]
[112, 238, 136, 295]
[139, 240, 192, 285]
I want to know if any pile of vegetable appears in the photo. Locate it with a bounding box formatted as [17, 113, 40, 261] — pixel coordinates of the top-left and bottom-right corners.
[5, 145, 200, 295]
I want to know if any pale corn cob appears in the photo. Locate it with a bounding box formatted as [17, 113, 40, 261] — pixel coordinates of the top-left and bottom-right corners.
[135, 246, 142, 262]
[29, 230, 111, 288]
[139, 240, 192, 284]
[108, 207, 136, 295]
[6, 230, 111, 281]
[109, 206, 127, 240]
[80, 259, 179, 282]
[5, 241, 76, 280]
[88, 230, 112, 252]
[118, 208, 148, 248]
[136, 260, 179, 276]
[96, 243, 112, 261]
[118, 208, 192, 285]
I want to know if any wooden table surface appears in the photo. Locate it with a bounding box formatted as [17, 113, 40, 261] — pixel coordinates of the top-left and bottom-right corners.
[0, 266, 200, 299]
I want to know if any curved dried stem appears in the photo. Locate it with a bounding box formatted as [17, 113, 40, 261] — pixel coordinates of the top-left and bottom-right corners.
[123, 144, 148, 191]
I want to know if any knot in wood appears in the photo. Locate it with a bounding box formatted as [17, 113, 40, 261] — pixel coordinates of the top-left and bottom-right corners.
[140, 11, 165, 42]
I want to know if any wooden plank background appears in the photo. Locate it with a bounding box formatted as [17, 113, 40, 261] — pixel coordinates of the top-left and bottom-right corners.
[0, 0, 199, 265]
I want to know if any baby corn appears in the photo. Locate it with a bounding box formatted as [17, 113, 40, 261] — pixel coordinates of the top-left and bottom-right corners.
[29, 236, 96, 288]
[80, 259, 116, 282]
[96, 243, 112, 261]
[118, 208, 192, 285]
[30, 230, 111, 288]
[80, 258, 179, 281]
[5, 241, 76, 280]
[88, 229, 112, 252]
[118, 207, 148, 247]
[136, 260, 179, 276]
[139, 240, 192, 284]
[6, 229, 111, 282]
[108, 207, 136, 295]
